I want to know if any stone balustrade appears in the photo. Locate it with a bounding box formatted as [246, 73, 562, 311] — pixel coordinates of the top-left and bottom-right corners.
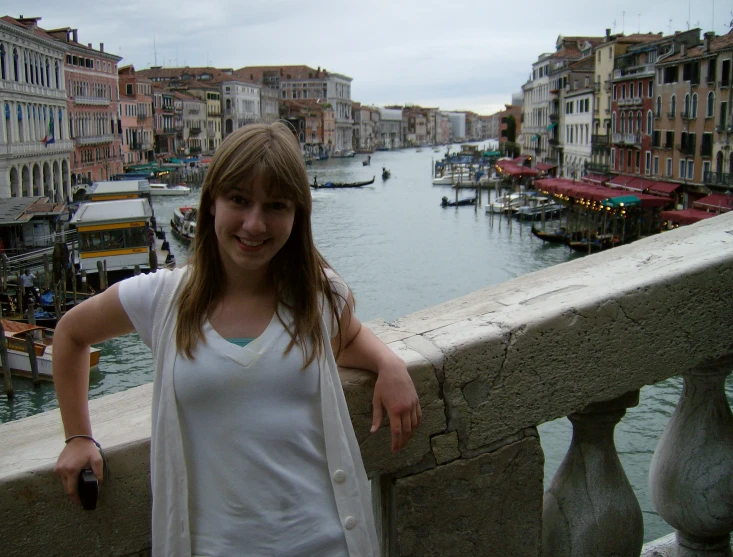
[1, 213, 732, 557]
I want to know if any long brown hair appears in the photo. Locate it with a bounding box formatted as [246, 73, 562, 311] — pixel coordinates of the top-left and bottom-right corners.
[175, 122, 345, 366]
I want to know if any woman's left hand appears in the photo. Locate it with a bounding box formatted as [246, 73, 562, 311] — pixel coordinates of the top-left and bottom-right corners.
[371, 357, 422, 453]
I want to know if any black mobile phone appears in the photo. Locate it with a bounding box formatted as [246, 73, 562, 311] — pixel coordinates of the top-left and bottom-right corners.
[78, 468, 98, 511]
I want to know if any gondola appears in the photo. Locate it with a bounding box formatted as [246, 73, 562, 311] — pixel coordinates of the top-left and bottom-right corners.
[441, 196, 476, 208]
[566, 233, 619, 253]
[382, 167, 391, 180]
[311, 176, 375, 189]
[531, 225, 568, 244]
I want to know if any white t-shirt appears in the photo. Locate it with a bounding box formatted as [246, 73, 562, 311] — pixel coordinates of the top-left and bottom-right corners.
[119, 270, 350, 557]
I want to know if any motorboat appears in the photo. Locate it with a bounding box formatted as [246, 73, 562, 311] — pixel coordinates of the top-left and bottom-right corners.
[1, 319, 101, 381]
[171, 206, 197, 243]
[486, 193, 524, 214]
[148, 183, 191, 196]
[513, 196, 566, 220]
[432, 173, 472, 185]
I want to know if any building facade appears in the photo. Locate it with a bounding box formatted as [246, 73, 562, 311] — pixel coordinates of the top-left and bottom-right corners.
[221, 80, 261, 138]
[118, 65, 154, 166]
[152, 88, 176, 158]
[447, 112, 466, 142]
[173, 91, 206, 156]
[49, 29, 123, 185]
[0, 16, 73, 200]
[378, 107, 403, 149]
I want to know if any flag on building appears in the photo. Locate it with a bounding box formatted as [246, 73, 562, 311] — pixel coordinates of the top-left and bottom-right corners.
[41, 118, 55, 147]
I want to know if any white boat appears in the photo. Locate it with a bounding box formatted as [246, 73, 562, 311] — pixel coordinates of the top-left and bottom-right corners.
[513, 196, 566, 220]
[171, 206, 197, 243]
[487, 193, 524, 214]
[148, 183, 191, 196]
[1, 319, 101, 381]
[432, 173, 473, 185]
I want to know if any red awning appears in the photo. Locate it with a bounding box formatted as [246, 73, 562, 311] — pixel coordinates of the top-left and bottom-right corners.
[634, 193, 671, 208]
[536, 178, 627, 202]
[500, 163, 539, 177]
[608, 175, 638, 187]
[513, 155, 531, 163]
[535, 162, 557, 171]
[660, 209, 718, 225]
[693, 193, 733, 212]
[647, 181, 682, 197]
[583, 174, 610, 185]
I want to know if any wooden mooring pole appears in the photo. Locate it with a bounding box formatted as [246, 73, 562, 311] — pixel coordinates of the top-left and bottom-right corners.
[0, 321, 13, 399]
[25, 331, 40, 387]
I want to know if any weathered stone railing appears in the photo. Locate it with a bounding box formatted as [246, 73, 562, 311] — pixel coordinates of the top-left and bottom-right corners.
[1, 213, 732, 557]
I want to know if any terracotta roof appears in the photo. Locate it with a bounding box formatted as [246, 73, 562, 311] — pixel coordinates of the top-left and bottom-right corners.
[618, 33, 665, 44]
[661, 30, 733, 63]
[552, 47, 582, 60]
[172, 90, 203, 101]
[568, 56, 595, 71]
[1, 16, 59, 43]
[235, 65, 327, 81]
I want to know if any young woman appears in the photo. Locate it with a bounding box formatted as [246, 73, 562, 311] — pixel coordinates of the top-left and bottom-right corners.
[54, 122, 421, 557]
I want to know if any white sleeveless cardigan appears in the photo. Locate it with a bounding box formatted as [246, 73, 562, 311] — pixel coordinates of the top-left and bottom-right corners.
[148, 268, 380, 556]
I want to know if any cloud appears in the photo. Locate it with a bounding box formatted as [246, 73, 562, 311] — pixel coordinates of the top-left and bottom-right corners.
[18, 0, 718, 113]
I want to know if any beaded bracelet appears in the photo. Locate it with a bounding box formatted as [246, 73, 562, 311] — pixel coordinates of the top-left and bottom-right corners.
[64, 435, 109, 480]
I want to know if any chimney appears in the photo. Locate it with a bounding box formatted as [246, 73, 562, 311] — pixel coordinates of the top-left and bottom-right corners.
[606, 28, 611, 38]
[704, 32, 715, 52]
[681, 43, 686, 57]
[72, 29, 78, 42]
[88, 43, 92, 48]
[100, 42, 104, 52]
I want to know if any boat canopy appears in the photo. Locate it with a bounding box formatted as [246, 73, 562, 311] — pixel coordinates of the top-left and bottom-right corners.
[601, 195, 642, 208]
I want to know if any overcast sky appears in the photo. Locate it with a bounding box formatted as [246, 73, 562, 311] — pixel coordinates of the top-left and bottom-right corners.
[18, 0, 729, 114]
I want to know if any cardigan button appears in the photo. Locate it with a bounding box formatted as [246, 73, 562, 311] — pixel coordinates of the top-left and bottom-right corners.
[344, 516, 357, 530]
[333, 469, 347, 483]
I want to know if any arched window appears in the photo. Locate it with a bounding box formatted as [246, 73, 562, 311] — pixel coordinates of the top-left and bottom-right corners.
[691, 93, 698, 118]
[34, 53, 40, 85]
[656, 96, 661, 117]
[12, 48, 18, 81]
[683, 93, 690, 117]
[0, 44, 5, 80]
[707, 92, 715, 118]
[647, 110, 653, 134]
[717, 150, 724, 174]
[612, 112, 616, 133]
[58, 108, 63, 140]
[670, 95, 676, 116]
[45, 59, 50, 88]
[637, 111, 642, 133]
[39, 56, 45, 87]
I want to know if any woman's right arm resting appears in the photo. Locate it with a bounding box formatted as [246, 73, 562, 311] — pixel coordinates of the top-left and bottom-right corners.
[53, 282, 135, 504]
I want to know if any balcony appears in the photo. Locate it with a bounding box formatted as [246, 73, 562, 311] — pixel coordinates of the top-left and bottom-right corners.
[162, 105, 174, 114]
[612, 132, 642, 147]
[667, 111, 677, 119]
[613, 63, 655, 79]
[77, 134, 114, 146]
[591, 134, 609, 147]
[137, 114, 149, 122]
[3, 216, 733, 557]
[73, 96, 110, 106]
[162, 127, 177, 135]
[618, 98, 643, 108]
[6, 139, 74, 156]
[604, 81, 611, 92]
[681, 110, 694, 120]
[720, 79, 731, 88]
[704, 170, 733, 186]
[189, 127, 201, 135]
[585, 162, 610, 174]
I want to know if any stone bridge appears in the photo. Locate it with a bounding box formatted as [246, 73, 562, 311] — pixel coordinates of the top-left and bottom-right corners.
[1, 213, 732, 557]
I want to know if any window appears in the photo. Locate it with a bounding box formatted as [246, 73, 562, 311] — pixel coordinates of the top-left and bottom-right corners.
[612, 112, 616, 133]
[687, 161, 694, 180]
[683, 93, 690, 117]
[720, 101, 728, 128]
[666, 158, 672, 177]
[652, 130, 661, 147]
[707, 59, 717, 83]
[707, 92, 715, 118]
[645, 152, 651, 175]
[670, 95, 676, 116]
[691, 93, 698, 118]
[613, 85, 617, 100]
[703, 161, 711, 179]
[628, 150, 633, 169]
[656, 96, 661, 117]
[648, 80, 653, 97]
[126, 83, 133, 96]
[611, 148, 616, 169]
[666, 130, 674, 148]
[679, 159, 686, 179]
[635, 151, 640, 172]
[722, 59, 731, 86]
[654, 156, 659, 175]
[647, 110, 653, 134]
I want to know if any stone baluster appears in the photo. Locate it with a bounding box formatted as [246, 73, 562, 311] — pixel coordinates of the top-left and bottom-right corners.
[542, 390, 644, 557]
[649, 357, 733, 557]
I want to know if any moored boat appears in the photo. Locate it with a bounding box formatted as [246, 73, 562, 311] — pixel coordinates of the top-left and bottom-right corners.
[441, 196, 476, 207]
[531, 225, 569, 243]
[311, 176, 375, 189]
[0, 319, 101, 381]
[170, 206, 197, 242]
[566, 233, 619, 253]
[148, 183, 191, 196]
[486, 193, 523, 214]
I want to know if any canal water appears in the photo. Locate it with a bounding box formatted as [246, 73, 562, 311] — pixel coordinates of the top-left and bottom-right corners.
[1, 144, 729, 543]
